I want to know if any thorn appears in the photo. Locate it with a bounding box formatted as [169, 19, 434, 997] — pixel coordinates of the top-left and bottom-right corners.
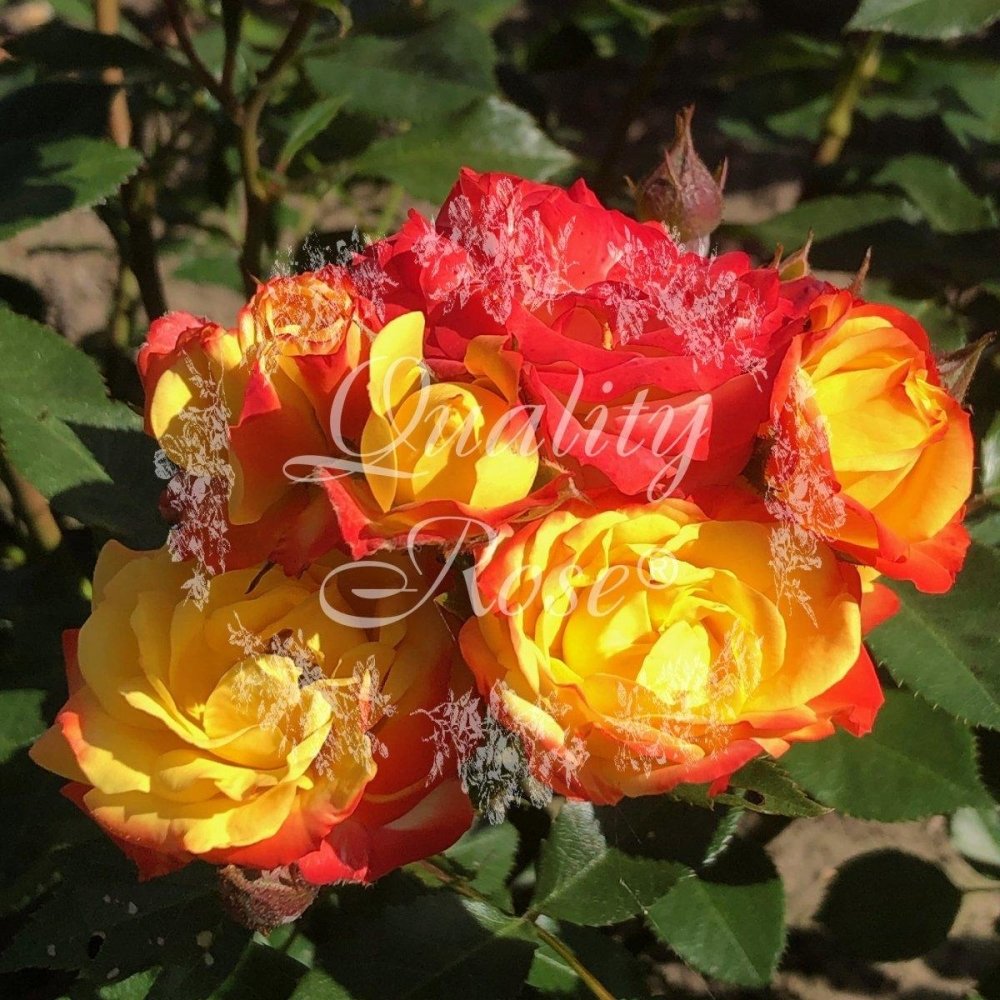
[848, 247, 872, 295]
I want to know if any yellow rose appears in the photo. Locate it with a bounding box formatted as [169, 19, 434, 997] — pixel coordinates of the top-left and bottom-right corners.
[31, 542, 472, 882]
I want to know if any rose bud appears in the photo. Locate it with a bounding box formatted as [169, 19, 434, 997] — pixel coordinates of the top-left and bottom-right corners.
[631, 105, 728, 254]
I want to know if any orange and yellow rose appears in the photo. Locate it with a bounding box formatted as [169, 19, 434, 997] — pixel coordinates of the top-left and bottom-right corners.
[768, 291, 973, 592]
[139, 269, 365, 574]
[459, 489, 882, 803]
[31, 542, 473, 883]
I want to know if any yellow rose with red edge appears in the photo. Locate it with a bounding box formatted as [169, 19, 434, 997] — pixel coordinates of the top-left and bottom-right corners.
[768, 290, 973, 593]
[30, 542, 473, 883]
[324, 312, 564, 557]
[459, 488, 883, 804]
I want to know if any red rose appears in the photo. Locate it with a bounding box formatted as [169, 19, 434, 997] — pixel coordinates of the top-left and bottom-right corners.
[354, 170, 800, 498]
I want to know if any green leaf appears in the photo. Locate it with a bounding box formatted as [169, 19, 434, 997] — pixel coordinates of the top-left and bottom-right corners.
[0, 135, 142, 241]
[278, 96, 347, 171]
[781, 689, 990, 820]
[867, 544, 1000, 731]
[818, 850, 961, 960]
[426, 0, 521, 29]
[950, 806, 1000, 874]
[531, 803, 684, 926]
[286, 969, 353, 1000]
[305, 15, 495, 125]
[354, 96, 575, 202]
[645, 841, 785, 987]
[0, 839, 249, 987]
[443, 822, 519, 908]
[863, 278, 966, 351]
[847, 0, 1000, 39]
[746, 192, 917, 253]
[970, 511, 1000, 546]
[208, 943, 311, 1000]
[605, 0, 718, 33]
[0, 308, 165, 547]
[596, 797, 740, 868]
[172, 253, 245, 294]
[873, 155, 998, 234]
[310, 891, 536, 1000]
[526, 921, 649, 998]
[0, 689, 47, 764]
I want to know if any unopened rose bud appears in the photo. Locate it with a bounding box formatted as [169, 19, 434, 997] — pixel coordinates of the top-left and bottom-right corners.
[632, 106, 727, 253]
[218, 864, 319, 933]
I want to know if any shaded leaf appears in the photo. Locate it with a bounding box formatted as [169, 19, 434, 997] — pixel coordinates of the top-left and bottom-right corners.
[0, 839, 249, 988]
[646, 841, 785, 987]
[527, 921, 649, 998]
[982, 413, 1000, 495]
[426, 0, 521, 29]
[782, 689, 990, 820]
[7, 23, 189, 84]
[208, 943, 312, 1000]
[306, 15, 494, 125]
[0, 135, 142, 241]
[278, 96, 347, 171]
[596, 797, 740, 867]
[746, 192, 916, 253]
[818, 850, 961, 960]
[172, 253, 244, 294]
[311, 891, 535, 1000]
[354, 96, 575, 203]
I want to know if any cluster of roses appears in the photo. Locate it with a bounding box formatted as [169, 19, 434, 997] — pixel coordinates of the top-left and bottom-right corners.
[33, 170, 973, 903]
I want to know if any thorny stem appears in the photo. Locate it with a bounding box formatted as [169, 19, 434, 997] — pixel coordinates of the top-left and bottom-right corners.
[531, 923, 619, 1000]
[221, 0, 244, 96]
[238, 3, 319, 293]
[164, 0, 239, 116]
[415, 859, 619, 1000]
[123, 174, 169, 319]
[0, 454, 62, 555]
[163, 1, 320, 292]
[814, 33, 883, 167]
